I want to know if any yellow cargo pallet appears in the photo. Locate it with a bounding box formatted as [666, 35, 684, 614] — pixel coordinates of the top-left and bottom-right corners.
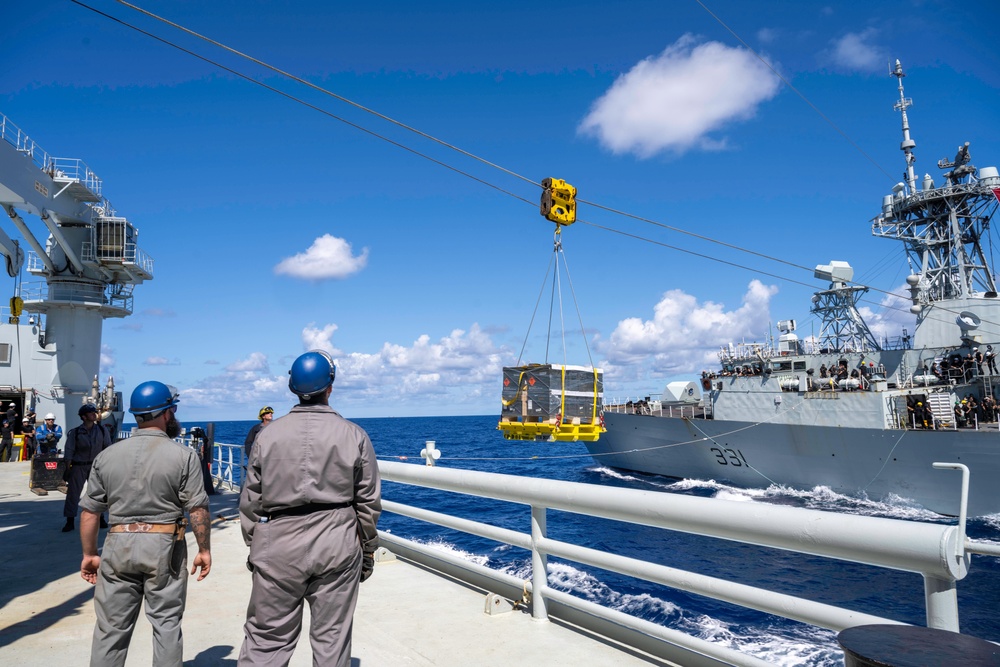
[497, 419, 605, 442]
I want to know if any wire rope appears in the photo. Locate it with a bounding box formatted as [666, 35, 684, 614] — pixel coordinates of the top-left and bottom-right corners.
[66, 3, 1000, 345]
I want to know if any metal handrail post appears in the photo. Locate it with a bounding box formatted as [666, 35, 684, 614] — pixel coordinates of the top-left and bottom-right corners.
[923, 575, 959, 631]
[531, 504, 548, 621]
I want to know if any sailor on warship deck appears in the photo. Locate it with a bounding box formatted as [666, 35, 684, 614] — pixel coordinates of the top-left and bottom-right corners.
[239, 350, 381, 667]
[78, 381, 212, 667]
[35, 413, 62, 456]
[61, 403, 112, 532]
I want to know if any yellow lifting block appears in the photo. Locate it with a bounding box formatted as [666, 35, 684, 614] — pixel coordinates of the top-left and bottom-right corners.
[540, 177, 577, 225]
[497, 417, 605, 443]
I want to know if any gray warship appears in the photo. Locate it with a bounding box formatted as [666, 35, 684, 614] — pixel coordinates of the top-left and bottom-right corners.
[589, 61, 1000, 517]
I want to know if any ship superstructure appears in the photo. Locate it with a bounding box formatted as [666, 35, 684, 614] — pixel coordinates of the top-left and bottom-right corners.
[590, 62, 1000, 516]
[0, 113, 152, 433]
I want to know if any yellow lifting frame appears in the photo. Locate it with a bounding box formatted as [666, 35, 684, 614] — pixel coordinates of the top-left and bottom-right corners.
[497, 176, 604, 443]
[497, 365, 605, 443]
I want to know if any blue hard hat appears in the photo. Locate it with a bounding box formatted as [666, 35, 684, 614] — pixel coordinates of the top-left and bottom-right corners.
[288, 350, 336, 397]
[129, 381, 180, 415]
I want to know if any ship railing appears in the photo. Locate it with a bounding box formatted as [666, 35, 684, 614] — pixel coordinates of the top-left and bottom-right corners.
[199, 438, 999, 665]
[80, 241, 156, 277]
[0, 112, 103, 196]
[125, 429, 245, 493]
[604, 398, 705, 419]
[213, 443, 240, 491]
[49, 157, 103, 197]
[18, 278, 134, 314]
[194, 438, 242, 492]
[368, 460, 993, 667]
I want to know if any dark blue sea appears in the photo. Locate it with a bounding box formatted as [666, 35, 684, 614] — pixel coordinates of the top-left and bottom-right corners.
[190, 415, 1000, 666]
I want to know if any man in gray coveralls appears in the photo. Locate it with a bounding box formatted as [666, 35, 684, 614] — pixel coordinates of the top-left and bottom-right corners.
[239, 350, 381, 667]
[79, 381, 212, 667]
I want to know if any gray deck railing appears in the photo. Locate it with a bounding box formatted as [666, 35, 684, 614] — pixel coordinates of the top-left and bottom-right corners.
[206, 441, 997, 667]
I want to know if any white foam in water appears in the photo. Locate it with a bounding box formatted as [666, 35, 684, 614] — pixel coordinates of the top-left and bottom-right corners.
[525, 560, 845, 666]
[593, 466, 953, 521]
[979, 513, 1000, 532]
[406, 536, 490, 566]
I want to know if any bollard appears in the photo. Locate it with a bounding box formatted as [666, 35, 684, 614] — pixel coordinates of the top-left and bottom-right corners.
[420, 441, 441, 466]
[838, 625, 1000, 667]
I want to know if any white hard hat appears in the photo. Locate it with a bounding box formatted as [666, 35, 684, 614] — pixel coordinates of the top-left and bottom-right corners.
[44, 413, 55, 420]
[8, 402, 14, 407]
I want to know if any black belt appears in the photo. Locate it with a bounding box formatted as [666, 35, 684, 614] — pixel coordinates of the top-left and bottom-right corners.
[266, 502, 351, 520]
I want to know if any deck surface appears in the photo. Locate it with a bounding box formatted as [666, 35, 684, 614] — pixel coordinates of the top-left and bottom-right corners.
[0, 460, 669, 666]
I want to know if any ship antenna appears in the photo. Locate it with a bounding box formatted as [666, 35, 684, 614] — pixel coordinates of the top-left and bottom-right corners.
[891, 60, 918, 193]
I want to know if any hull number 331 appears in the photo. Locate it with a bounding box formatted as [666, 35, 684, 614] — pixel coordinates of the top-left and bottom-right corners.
[710, 447, 749, 467]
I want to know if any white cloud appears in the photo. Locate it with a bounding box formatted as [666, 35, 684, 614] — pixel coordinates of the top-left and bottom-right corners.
[178, 324, 509, 415]
[143, 356, 177, 366]
[142, 308, 176, 317]
[302, 323, 343, 355]
[757, 28, 777, 44]
[183, 352, 285, 411]
[858, 283, 915, 343]
[225, 352, 269, 374]
[599, 280, 778, 378]
[100, 344, 115, 374]
[274, 234, 368, 280]
[827, 29, 884, 72]
[336, 324, 505, 394]
[579, 35, 782, 157]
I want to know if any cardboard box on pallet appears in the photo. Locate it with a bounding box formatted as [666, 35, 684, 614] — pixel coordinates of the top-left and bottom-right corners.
[501, 364, 603, 423]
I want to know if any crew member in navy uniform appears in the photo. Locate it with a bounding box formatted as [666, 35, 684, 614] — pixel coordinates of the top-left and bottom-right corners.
[239, 350, 381, 667]
[987, 345, 999, 375]
[78, 381, 212, 667]
[62, 404, 113, 532]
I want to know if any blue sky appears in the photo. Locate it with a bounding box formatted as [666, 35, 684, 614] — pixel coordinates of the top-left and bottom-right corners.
[2, 0, 999, 420]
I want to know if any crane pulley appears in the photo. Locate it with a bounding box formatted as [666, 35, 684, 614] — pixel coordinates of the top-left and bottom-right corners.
[497, 178, 604, 443]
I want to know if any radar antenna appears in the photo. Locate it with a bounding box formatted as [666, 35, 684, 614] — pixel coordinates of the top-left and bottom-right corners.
[811, 262, 881, 353]
[890, 59, 917, 194]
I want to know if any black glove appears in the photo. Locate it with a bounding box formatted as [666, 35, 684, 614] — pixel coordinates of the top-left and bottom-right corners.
[360, 551, 374, 582]
[62, 462, 72, 483]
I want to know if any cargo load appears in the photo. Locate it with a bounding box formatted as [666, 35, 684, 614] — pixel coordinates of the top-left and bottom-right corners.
[498, 364, 604, 442]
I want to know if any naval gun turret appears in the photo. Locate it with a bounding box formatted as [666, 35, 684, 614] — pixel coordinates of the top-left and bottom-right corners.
[0, 112, 153, 434]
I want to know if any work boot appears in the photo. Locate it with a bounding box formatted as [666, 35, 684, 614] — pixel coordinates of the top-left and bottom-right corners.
[61, 518, 74, 532]
[99, 516, 108, 529]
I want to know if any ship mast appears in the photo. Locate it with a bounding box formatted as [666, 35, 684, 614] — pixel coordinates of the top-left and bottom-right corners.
[892, 61, 918, 195]
[871, 60, 1000, 346]
[811, 261, 880, 353]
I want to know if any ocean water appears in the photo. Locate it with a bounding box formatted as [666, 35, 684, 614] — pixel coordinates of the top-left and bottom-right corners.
[191, 414, 1000, 666]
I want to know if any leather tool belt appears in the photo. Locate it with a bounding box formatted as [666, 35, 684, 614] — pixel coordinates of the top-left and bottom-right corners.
[110, 521, 186, 540]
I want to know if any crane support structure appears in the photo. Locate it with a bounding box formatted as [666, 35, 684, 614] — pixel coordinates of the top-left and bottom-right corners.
[0, 110, 153, 431]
